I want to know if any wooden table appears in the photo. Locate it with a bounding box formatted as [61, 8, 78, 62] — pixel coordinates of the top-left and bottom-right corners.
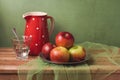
[0, 48, 37, 80]
[0, 48, 120, 80]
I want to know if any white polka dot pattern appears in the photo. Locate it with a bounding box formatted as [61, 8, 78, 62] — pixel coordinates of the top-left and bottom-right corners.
[32, 18, 35, 21]
[27, 25, 29, 28]
[36, 27, 39, 30]
[42, 18, 44, 21]
[35, 43, 38, 46]
[24, 15, 52, 55]
[29, 35, 32, 38]
[42, 35, 45, 38]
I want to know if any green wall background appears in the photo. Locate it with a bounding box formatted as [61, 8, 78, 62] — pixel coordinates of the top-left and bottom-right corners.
[0, 0, 120, 47]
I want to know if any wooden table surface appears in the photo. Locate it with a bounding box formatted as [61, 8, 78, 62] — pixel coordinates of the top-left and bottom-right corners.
[0, 48, 120, 80]
[0, 48, 37, 80]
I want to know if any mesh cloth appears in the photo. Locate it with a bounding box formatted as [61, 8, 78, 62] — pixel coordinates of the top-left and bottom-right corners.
[18, 42, 120, 80]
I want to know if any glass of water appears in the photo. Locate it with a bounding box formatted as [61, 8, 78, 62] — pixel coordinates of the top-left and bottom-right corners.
[12, 36, 31, 60]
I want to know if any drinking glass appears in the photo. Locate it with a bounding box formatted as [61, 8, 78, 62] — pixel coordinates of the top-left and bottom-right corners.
[12, 36, 31, 60]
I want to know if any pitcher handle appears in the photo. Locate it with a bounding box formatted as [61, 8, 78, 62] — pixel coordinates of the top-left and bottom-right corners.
[47, 16, 54, 36]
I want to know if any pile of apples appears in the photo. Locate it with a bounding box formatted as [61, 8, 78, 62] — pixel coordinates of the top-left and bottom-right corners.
[41, 32, 86, 63]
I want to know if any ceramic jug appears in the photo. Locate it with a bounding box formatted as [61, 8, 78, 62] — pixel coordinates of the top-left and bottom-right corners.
[23, 12, 54, 56]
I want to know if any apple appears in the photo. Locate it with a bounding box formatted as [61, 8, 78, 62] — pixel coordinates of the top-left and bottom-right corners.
[50, 46, 70, 62]
[41, 42, 56, 59]
[69, 45, 86, 62]
[55, 32, 74, 49]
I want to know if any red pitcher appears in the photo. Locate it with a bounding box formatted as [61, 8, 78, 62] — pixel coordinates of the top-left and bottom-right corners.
[23, 12, 54, 56]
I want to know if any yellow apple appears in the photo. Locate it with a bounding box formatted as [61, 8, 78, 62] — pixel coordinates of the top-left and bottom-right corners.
[69, 45, 86, 62]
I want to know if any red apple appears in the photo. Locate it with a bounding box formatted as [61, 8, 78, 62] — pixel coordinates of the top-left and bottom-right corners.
[69, 45, 86, 62]
[55, 32, 74, 48]
[41, 42, 56, 59]
[50, 46, 70, 62]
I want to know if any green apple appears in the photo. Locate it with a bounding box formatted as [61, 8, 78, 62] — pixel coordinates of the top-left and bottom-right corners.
[69, 45, 86, 62]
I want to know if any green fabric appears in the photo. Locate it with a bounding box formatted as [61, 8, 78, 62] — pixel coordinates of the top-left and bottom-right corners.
[18, 42, 120, 80]
[80, 42, 120, 80]
[18, 57, 91, 80]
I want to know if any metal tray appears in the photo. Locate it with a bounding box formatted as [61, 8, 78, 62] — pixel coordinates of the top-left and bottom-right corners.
[39, 52, 90, 65]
